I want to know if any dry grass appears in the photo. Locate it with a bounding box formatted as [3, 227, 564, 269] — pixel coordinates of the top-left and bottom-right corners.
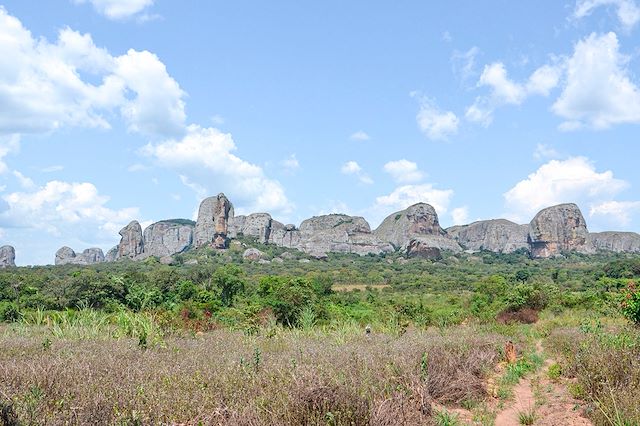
[546, 327, 640, 425]
[0, 325, 502, 425]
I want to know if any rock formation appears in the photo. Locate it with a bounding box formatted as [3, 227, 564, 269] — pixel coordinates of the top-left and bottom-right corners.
[0, 245, 15, 268]
[405, 240, 442, 259]
[118, 220, 145, 259]
[243, 247, 264, 261]
[447, 219, 529, 253]
[55, 247, 105, 265]
[292, 214, 393, 257]
[374, 203, 462, 253]
[105, 246, 118, 262]
[528, 203, 595, 258]
[195, 194, 234, 249]
[229, 213, 277, 244]
[142, 220, 194, 258]
[590, 231, 640, 253]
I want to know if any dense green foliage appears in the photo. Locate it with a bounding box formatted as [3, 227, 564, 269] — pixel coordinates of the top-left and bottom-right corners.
[1, 240, 639, 330]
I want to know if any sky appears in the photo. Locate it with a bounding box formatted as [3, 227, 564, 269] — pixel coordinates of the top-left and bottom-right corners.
[1, 0, 640, 265]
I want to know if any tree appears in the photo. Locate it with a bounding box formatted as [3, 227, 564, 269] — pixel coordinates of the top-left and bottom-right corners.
[515, 269, 532, 284]
[212, 265, 245, 307]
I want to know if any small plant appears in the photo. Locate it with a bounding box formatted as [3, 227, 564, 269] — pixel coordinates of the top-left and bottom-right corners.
[41, 337, 51, 351]
[621, 281, 640, 325]
[420, 351, 429, 382]
[434, 409, 460, 426]
[518, 408, 535, 425]
[253, 347, 261, 372]
[547, 363, 562, 380]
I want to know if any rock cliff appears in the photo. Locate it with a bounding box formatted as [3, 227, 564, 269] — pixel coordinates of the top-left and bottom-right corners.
[117, 220, 145, 259]
[374, 203, 462, 253]
[292, 214, 393, 257]
[0, 245, 15, 268]
[590, 231, 640, 253]
[143, 220, 194, 258]
[195, 194, 234, 249]
[447, 219, 529, 253]
[528, 203, 595, 258]
[55, 247, 105, 265]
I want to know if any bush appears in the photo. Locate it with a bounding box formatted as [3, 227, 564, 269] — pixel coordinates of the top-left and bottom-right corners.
[621, 280, 640, 325]
[0, 301, 19, 322]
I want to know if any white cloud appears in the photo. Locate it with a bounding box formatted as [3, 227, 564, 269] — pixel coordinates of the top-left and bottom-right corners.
[349, 131, 370, 141]
[383, 159, 424, 183]
[552, 32, 640, 129]
[416, 98, 459, 140]
[374, 184, 454, 216]
[590, 200, 640, 225]
[12, 171, 35, 190]
[143, 125, 292, 215]
[72, 0, 154, 20]
[0, 8, 185, 137]
[0, 135, 20, 174]
[533, 143, 561, 160]
[573, 0, 640, 31]
[280, 154, 300, 173]
[41, 165, 64, 173]
[504, 157, 628, 221]
[0, 180, 139, 239]
[451, 206, 469, 225]
[466, 62, 562, 125]
[451, 46, 480, 86]
[341, 161, 373, 185]
[127, 163, 148, 172]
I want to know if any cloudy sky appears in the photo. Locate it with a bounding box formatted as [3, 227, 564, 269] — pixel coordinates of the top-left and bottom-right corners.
[1, 0, 640, 265]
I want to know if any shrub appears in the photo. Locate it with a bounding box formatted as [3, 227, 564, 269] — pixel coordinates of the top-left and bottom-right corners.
[621, 281, 640, 325]
[0, 301, 19, 322]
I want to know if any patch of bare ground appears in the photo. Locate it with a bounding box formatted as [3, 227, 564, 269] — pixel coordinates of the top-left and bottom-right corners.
[494, 340, 592, 426]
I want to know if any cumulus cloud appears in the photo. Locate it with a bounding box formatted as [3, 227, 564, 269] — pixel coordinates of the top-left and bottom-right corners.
[0, 7, 185, 137]
[0, 180, 139, 239]
[341, 161, 373, 185]
[349, 131, 370, 141]
[451, 46, 480, 86]
[590, 200, 640, 225]
[466, 62, 562, 126]
[280, 154, 300, 173]
[416, 98, 459, 140]
[504, 157, 628, 221]
[374, 184, 454, 217]
[383, 159, 424, 183]
[451, 206, 469, 225]
[533, 143, 561, 161]
[552, 32, 640, 130]
[142, 125, 292, 215]
[573, 0, 640, 31]
[0, 135, 20, 174]
[72, 0, 155, 20]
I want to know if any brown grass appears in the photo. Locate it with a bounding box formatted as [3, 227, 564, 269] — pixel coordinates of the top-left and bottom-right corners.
[546, 327, 640, 425]
[0, 326, 501, 425]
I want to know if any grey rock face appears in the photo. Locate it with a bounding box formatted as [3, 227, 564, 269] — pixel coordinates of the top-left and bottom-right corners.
[143, 221, 194, 258]
[590, 231, 640, 253]
[229, 213, 274, 244]
[374, 203, 446, 248]
[195, 193, 234, 249]
[243, 247, 264, 261]
[528, 203, 595, 258]
[269, 223, 302, 249]
[405, 239, 442, 260]
[118, 220, 144, 259]
[402, 235, 462, 253]
[291, 214, 393, 257]
[55, 246, 104, 265]
[446, 219, 529, 253]
[374, 203, 462, 252]
[0, 245, 16, 268]
[105, 246, 119, 262]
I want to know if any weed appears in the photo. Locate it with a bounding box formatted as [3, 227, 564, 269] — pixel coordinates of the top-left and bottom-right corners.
[518, 408, 535, 425]
[434, 409, 460, 426]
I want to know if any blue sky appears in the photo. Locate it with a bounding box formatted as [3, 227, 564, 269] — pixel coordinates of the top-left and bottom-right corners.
[1, 0, 640, 265]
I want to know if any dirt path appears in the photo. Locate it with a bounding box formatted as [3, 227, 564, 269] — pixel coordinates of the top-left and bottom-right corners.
[493, 340, 592, 426]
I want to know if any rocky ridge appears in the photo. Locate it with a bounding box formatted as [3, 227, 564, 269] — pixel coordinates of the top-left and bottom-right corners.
[0, 245, 15, 268]
[48, 193, 640, 266]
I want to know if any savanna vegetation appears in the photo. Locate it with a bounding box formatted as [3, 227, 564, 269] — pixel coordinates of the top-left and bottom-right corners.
[2, 240, 640, 425]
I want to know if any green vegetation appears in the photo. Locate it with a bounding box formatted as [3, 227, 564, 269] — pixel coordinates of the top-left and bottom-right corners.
[1, 246, 640, 424]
